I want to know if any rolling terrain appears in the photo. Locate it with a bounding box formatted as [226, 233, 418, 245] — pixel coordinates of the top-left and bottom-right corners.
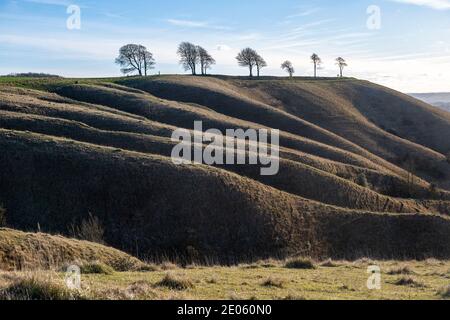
[1, 76, 450, 263]
[410, 92, 450, 114]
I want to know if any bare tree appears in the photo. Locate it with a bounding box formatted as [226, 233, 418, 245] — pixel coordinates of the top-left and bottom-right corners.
[255, 54, 267, 77]
[336, 57, 348, 78]
[281, 60, 295, 77]
[115, 44, 155, 76]
[142, 50, 156, 76]
[310, 53, 322, 78]
[236, 48, 258, 77]
[197, 46, 216, 75]
[178, 42, 199, 75]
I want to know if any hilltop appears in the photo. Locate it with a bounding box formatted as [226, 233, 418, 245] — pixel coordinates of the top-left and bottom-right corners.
[1, 75, 450, 262]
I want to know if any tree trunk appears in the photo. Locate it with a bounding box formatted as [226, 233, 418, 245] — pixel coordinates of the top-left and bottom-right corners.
[314, 63, 317, 78]
[249, 66, 253, 77]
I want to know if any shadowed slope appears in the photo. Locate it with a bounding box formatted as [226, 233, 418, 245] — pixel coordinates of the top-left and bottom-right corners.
[1, 76, 450, 261]
[119, 76, 450, 189]
[1, 130, 450, 260]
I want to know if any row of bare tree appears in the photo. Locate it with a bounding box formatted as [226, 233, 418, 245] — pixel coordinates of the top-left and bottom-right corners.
[177, 42, 216, 75]
[115, 44, 348, 78]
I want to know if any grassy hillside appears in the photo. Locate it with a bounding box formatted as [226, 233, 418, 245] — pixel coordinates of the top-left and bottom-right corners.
[1, 75, 450, 262]
[0, 228, 143, 271]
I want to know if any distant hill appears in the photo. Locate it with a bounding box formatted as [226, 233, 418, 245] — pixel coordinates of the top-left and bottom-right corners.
[1, 72, 61, 78]
[410, 92, 450, 113]
[1, 76, 450, 262]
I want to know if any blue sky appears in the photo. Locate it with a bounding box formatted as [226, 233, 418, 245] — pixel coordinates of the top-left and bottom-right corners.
[1, 0, 450, 92]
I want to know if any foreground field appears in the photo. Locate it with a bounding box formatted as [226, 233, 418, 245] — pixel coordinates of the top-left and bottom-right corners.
[1, 260, 449, 300]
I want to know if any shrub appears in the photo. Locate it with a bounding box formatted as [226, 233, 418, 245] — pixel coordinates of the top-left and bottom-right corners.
[156, 273, 194, 290]
[387, 265, 413, 275]
[0, 275, 85, 300]
[285, 257, 316, 269]
[393, 276, 424, 287]
[70, 213, 105, 244]
[261, 277, 284, 288]
[356, 173, 369, 188]
[80, 262, 114, 275]
[0, 205, 6, 227]
[160, 261, 178, 270]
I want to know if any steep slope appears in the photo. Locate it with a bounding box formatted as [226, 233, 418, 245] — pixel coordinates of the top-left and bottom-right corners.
[122, 76, 450, 188]
[1, 76, 450, 261]
[1, 130, 449, 260]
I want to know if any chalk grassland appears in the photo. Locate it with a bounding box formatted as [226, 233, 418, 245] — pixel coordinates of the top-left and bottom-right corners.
[0, 228, 448, 300]
[0, 76, 450, 262]
[0, 228, 144, 271]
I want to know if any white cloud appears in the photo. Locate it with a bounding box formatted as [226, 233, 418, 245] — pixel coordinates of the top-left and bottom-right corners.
[286, 8, 320, 19]
[166, 19, 230, 30]
[390, 0, 450, 10]
[216, 44, 231, 51]
[24, 0, 73, 6]
[167, 19, 208, 28]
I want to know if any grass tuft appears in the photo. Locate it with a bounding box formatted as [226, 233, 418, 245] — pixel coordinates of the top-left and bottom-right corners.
[285, 257, 316, 269]
[156, 273, 194, 290]
[393, 276, 424, 288]
[437, 285, 450, 299]
[320, 259, 339, 267]
[80, 262, 114, 275]
[0, 274, 85, 300]
[387, 265, 413, 275]
[160, 262, 178, 271]
[261, 277, 285, 288]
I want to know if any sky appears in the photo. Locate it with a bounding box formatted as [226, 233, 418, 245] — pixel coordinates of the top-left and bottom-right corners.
[0, 0, 450, 93]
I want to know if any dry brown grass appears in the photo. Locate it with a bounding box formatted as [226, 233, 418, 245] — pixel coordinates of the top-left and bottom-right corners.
[438, 285, 450, 299]
[393, 276, 425, 288]
[0, 272, 86, 300]
[0, 228, 144, 272]
[387, 265, 414, 275]
[1, 76, 450, 262]
[261, 277, 285, 288]
[320, 259, 339, 267]
[156, 273, 194, 290]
